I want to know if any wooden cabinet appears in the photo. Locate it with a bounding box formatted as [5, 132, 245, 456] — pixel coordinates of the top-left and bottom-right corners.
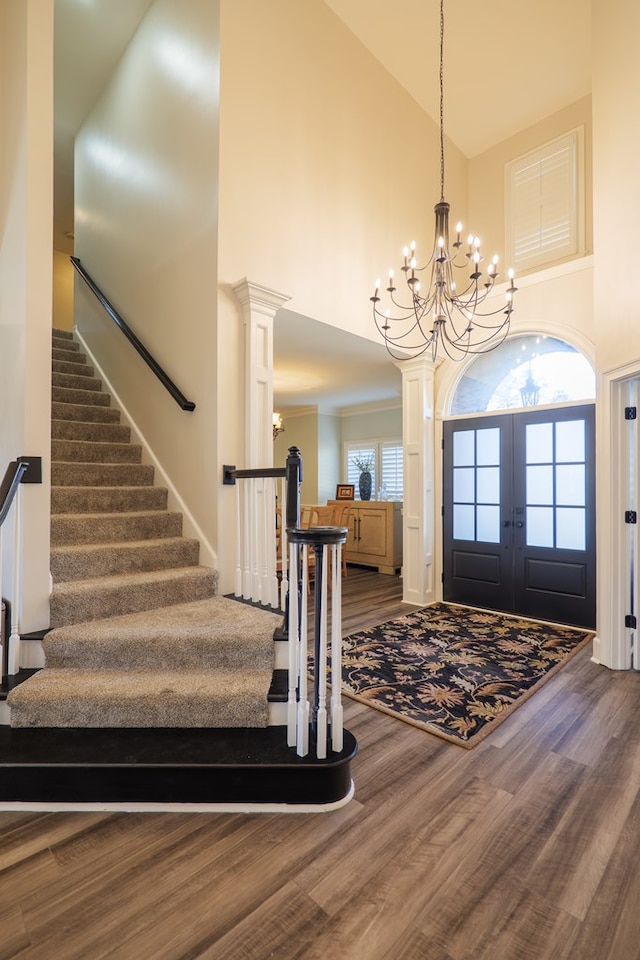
[328, 500, 402, 575]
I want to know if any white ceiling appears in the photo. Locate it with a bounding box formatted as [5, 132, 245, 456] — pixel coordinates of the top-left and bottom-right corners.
[53, 0, 592, 411]
[274, 310, 401, 413]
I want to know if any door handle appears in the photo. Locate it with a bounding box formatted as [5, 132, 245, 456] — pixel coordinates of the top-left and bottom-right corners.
[503, 520, 511, 527]
[515, 521, 525, 528]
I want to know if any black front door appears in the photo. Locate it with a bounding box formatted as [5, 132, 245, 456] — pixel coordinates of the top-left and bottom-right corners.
[443, 404, 595, 628]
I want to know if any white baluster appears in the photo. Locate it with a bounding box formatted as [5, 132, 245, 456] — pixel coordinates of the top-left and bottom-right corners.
[316, 543, 329, 759]
[279, 477, 289, 612]
[331, 541, 344, 752]
[234, 481, 242, 598]
[296, 544, 310, 757]
[8, 486, 22, 675]
[241, 481, 252, 599]
[250, 478, 261, 601]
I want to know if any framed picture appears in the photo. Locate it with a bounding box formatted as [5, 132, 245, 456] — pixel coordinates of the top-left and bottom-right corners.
[336, 484, 355, 501]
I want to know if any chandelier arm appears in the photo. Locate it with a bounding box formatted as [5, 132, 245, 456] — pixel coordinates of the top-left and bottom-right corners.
[374, 308, 435, 346]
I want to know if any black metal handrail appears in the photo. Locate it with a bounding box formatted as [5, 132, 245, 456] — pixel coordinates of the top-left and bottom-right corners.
[0, 460, 29, 529]
[70, 256, 196, 412]
[223, 446, 303, 529]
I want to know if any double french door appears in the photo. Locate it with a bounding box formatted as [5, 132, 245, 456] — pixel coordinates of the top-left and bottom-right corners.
[443, 404, 595, 628]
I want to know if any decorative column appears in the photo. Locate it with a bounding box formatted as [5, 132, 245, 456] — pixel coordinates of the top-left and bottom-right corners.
[397, 356, 439, 606]
[231, 278, 290, 467]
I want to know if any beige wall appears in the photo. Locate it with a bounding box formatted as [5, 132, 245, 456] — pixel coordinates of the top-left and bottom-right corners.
[468, 96, 593, 279]
[274, 403, 402, 507]
[218, 0, 468, 342]
[75, 0, 220, 564]
[274, 411, 319, 505]
[52, 250, 74, 331]
[592, 0, 640, 371]
[0, 0, 53, 632]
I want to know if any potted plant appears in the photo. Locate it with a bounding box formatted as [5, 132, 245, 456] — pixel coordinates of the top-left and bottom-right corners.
[351, 453, 374, 501]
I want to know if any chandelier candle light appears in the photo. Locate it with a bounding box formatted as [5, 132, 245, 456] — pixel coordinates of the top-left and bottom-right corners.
[371, 0, 517, 362]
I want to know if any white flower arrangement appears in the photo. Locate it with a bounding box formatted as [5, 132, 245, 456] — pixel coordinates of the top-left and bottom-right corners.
[351, 453, 374, 473]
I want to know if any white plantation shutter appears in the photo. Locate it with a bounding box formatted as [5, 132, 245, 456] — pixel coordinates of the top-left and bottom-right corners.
[380, 443, 403, 501]
[506, 129, 583, 272]
[345, 442, 403, 500]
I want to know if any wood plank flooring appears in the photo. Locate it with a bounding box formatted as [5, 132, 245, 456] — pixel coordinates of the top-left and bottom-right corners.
[1, 568, 640, 959]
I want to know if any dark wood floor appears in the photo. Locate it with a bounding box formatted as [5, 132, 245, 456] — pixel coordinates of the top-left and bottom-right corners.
[1, 568, 640, 959]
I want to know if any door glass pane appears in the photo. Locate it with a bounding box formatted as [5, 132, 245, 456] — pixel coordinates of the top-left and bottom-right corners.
[453, 431, 475, 467]
[556, 464, 585, 506]
[526, 422, 553, 464]
[556, 419, 585, 462]
[527, 465, 553, 505]
[476, 505, 500, 543]
[527, 506, 554, 547]
[476, 428, 500, 466]
[453, 504, 475, 541]
[556, 507, 586, 550]
[453, 468, 475, 503]
[476, 467, 500, 504]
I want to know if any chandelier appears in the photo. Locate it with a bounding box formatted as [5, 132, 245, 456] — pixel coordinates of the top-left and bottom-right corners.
[371, 0, 517, 362]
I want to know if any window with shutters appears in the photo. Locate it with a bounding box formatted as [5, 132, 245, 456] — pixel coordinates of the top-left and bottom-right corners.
[345, 441, 403, 500]
[506, 128, 584, 273]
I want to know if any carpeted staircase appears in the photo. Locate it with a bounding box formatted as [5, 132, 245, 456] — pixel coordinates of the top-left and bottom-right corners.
[8, 328, 280, 729]
[0, 328, 356, 809]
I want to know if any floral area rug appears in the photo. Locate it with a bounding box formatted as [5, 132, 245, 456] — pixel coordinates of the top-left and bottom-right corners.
[338, 602, 593, 748]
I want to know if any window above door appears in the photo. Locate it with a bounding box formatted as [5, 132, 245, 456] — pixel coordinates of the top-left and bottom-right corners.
[450, 334, 595, 416]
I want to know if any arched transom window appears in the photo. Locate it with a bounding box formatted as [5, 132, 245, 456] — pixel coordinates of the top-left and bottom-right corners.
[450, 335, 595, 416]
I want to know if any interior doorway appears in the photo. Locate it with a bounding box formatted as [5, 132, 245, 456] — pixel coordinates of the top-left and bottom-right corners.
[443, 404, 596, 628]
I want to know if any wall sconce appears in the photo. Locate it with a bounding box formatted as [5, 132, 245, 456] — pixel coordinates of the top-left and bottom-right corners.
[272, 412, 284, 440]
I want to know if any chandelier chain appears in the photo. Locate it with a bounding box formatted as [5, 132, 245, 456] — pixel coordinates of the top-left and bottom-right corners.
[439, 0, 445, 203]
[370, 0, 517, 362]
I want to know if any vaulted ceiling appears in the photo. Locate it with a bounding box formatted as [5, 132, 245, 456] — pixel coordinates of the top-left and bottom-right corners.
[54, 0, 592, 410]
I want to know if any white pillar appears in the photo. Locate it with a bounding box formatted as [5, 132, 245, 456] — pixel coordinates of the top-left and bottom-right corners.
[398, 356, 439, 606]
[231, 278, 290, 468]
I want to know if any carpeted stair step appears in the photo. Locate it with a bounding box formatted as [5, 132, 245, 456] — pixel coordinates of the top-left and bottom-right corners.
[52, 385, 112, 407]
[53, 328, 74, 340]
[52, 371, 103, 393]
[52, 461, 155, 487]
[51, 536, 200, 581]
[52, 346, 83, 364]
[51, 485, 168, 514]
[8, 667, 271, 728]
[52, 419, 131, 444]
[52, 358, 93, 379]
[52, 438, 142, 464]
[52, 401, 121, 424]
[51, 510, 183, 546]
[42, 597, 280, 670]
[50, 565, 218, 627]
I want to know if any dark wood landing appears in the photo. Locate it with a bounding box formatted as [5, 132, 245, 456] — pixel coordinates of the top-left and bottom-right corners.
[0, 725, 356, 806]
[0, 668, 40, 699]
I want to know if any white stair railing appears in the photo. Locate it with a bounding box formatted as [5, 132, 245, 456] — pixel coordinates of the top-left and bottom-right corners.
[223, 448, 348, 757]
[287, 526, 348, 759]
[0, 460, 30, 682]
[224, 446, 302, 611]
